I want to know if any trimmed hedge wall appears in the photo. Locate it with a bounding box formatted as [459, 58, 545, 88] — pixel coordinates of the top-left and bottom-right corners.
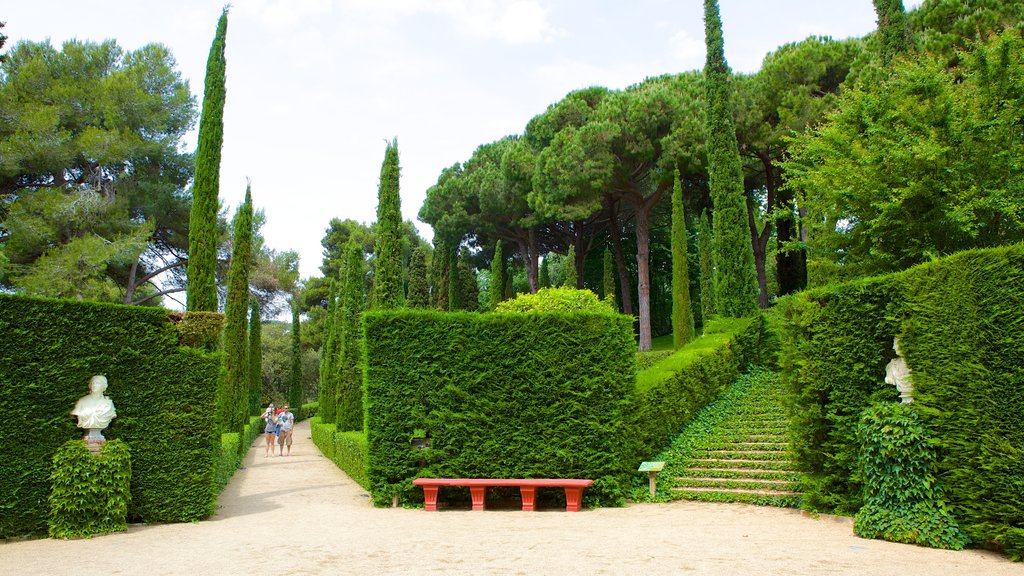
[362, 309, 636, 507]
[631, 316, 766, 458]
[774, 244, 1024, 558]
[0, 294, 222, 538]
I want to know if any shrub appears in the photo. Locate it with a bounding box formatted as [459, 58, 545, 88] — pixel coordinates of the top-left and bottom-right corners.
[48, 440, 131, 539]
[853, 402, 968, 550]
[170, 311, 225, 350]
[335, 431, 370, 490]
[495, 287, 614, 313]
[215, 433, 242, 491]
[299, 401, 319, 421]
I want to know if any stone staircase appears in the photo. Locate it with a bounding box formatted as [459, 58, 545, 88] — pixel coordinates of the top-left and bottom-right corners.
[667, 371, 802, 507]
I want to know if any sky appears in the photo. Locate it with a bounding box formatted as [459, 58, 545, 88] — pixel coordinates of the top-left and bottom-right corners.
[3, 1, 923, 280]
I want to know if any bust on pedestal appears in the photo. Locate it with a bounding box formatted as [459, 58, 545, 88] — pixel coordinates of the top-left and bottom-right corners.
[71, 375, 117, 450]
[884, 337, 914, 404]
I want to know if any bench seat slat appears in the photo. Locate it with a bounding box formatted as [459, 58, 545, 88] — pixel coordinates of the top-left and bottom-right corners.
[413, 478, 592, 488]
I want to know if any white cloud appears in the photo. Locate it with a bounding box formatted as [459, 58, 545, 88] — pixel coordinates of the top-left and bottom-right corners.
[338, 0, 557, 44]
[668, 29, 704, 70]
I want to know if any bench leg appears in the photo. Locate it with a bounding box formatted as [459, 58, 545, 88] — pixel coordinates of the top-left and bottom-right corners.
[520, 486, 537, 511]
[470, 486, 487, 511]
[422, 486, 439, 512]
[564, 487, 584, 512]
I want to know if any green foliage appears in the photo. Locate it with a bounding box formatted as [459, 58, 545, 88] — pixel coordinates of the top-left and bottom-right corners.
[248, 301, 262, 417]
[697, 210, 716, 324]
[171, 311, 224, 350]
[214, 432, 241, 492]
[457, 249, 479, 312]
[363, 309, 636, 506]
[602, 248, 615, 304]
[0, 294, 221, 537]
[336, 240, 365, 432]
[310, 418, 370, 489]
[406, 245, 430, 309]
[318, 281, 339, 423]
[671, 172, 694, 348]
[186, 8, 228, 312]
[703, 0, 759, 318]
[853, 402, 968, 549]
[496, 287, 614, 314]
[288, 300, 303, 410]
[299, 402, 319, 421]
[563, 246, 577, 288]
[48, 440, 131, 538]
[219, 188, 252, 438]
[774, 244, 1024, 557]
[447, 249, 459, 311]
[374, 138, 404, 309]
[873, 0, 909, 65]
[539, 257, 551, 288]
[488, 240, 505, 310]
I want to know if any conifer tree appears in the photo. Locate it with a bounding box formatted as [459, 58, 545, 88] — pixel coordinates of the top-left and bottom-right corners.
[488, 240, 505, 311]
[703, 0, 759, 318]
[337, 240, 365, 431]
[431, 238, 449, 310]
[248, 300, 262, 417]
[698, 209, 717, 325]
[539, 257, 551, 289]
[374, 139, 403, 309]
[459, 249, 479, 311]
[186, 8, 228, 312]
[874, 0, 908, 65]
[448, 249, 460, 311]
[288, 298, 303, 412]
[218, 185, 252, 439]
[602, 248, 616, 306]
[671, 171, 694, 348]
[563, 246, 577, 288]
[406, 245, 430, 309]
[318, 280, 339, 423]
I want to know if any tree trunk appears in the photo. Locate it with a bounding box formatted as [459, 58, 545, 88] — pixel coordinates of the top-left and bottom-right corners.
[518, 229, 540, 293]
[635, 206, 652, 351]
[607, 200, 634, 315]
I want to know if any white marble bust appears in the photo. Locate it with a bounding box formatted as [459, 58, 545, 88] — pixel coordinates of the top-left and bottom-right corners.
[884, 337, 914, 404]
[71, 375, 117, 438]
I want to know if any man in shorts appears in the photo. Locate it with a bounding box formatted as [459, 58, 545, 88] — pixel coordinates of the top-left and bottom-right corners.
[277, 405, 295, 456]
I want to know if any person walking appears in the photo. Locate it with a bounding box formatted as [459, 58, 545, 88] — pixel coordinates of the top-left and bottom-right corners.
[277, 405, 295, 456]
[262, 403, 278, 457]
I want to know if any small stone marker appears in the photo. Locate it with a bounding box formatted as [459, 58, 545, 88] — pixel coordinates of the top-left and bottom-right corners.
[638, 461, 665, 497]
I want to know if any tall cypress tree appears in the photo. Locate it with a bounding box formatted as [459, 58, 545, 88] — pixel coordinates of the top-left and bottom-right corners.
[288, 298, 303, 412]
[488, 240, 504, 311]
[874, 0, 908, 65]
[186, 8, 228, 312]
[337, 240, 365, 431]
[459, 248, 479, 311]
[447, 249, 460, 311]
[218, 185, 252, 440]
[671, 171, 694, 348]
[698, 209, 717, 326]
[703, 0, 759, 318]
[563, 246, 578, 288]
[374, 139, 403, 309]
[539, 257, 551, 289]
[318, 280, 339, 423]
[248, 300, 262, 417]
[431, 238, 449, 311]
[406, 245, 430, 309]
[602, 248, 616, 305]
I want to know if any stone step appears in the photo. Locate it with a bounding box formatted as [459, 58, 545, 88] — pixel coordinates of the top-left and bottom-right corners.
[692, 449, 795, 461]
[688, 458, 799, 471]
[703, 442, 789, 451]
[675, 468, 801, 481]
[672, 486, 801, 497]
[674, 477, 800, 491]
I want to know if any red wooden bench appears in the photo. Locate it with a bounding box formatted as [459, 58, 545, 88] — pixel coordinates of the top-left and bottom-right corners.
[412, 478, 593, 512]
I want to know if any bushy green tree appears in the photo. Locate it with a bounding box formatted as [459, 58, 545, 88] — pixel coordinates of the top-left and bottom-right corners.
[671, 172, 694, 348]
[488, 240, 505, 310]
[219, 185, 252, 439]
[248, 300, 262, 417]
[406, 245, 430, 309]
[698, 210, 716, 325]
[187, 7, 228, 312]
[337, 239, 365, 431]
[288, 298, 302, 410]
[374, 139, 403, 309]
[703, 0, 758, 318]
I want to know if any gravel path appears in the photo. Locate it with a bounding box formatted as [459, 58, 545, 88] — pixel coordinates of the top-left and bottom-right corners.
[5, 419, 1021, 575]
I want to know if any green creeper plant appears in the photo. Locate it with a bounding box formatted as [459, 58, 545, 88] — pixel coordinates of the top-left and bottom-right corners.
[672, 171, 694, 348]
[703, 0, 759, 318]
[48, 440, 131, 538]
[186, 7, 228, 312]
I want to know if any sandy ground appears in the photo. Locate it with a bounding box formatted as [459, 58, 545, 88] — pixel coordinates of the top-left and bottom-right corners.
[5, 419, 1021, 576]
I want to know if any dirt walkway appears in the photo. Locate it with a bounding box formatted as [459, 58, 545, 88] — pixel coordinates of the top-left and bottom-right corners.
[5, 419, 1020, 575]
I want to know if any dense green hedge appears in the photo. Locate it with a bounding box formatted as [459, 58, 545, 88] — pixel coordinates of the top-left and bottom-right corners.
[363, 309, 636, 507]
[774, 244, 1024, 558]
[631, 317, 765, 458]
[0, 294, 222, 538]
[335, 431, 370, 490]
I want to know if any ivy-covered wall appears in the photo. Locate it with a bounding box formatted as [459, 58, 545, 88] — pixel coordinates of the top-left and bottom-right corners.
[774, 244, 1024, 557]
[362, 309, 636, 506]
[0, 294, 222, 538]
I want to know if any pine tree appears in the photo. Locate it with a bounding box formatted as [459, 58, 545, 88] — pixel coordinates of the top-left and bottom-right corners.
[459, 249, 479, 312]
[337, 240, 365, 431]
[248, 300, 262, 417]
[218, 185, 252, 440]
[488, 240, 505, 311]
[374, 139, 403, 309]
[539, 257, 551, 289]
[406, 245, 430, 309]
[874, 0, 908, 65]
[563, 246, 577, 288]
[698, 210, 717, 326]
[703, 0, 759, 318]
[671, 171, 694, 348]
[602, 248, 616, 306]
[186, 8, 228, 312]
[288, 298, 302, 411]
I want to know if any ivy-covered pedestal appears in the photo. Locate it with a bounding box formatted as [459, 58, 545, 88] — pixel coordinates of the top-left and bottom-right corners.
[48, 439, 132, 538]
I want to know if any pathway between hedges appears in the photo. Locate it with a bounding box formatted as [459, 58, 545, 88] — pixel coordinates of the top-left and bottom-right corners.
[4, 419, 1019, 576]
